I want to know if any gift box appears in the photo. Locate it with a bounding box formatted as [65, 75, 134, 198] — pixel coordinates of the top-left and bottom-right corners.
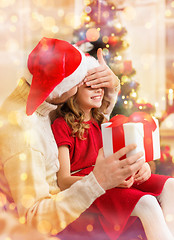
[101, 112, 161, 162]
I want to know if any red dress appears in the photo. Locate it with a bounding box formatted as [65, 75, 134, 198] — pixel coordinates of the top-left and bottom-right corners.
[52, 117, 171, 240]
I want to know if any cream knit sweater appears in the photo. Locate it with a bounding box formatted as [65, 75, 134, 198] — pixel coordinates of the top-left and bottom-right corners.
[0, 78, 119, 235]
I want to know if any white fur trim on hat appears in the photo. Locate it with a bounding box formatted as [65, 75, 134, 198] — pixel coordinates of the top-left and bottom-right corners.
[49, 49, 100, 99]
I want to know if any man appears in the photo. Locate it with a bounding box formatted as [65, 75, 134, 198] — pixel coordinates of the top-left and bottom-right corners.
[0, 37, 145, 237]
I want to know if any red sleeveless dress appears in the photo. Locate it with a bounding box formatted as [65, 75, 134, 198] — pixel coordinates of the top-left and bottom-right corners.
[52, 117, 171, 240]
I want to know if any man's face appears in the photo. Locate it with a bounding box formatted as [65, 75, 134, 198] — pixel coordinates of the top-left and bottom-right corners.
[46, 85, 78, 105]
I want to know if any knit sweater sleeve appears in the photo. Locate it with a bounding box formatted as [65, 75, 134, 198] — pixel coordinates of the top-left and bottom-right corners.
[0, 111, 105, 234]
[0, 81, 105, 234]
[3, 147, 104, 233]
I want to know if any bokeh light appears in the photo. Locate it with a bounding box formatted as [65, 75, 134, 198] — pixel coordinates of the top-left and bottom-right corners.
[57, 9, 64, 17]
[103, 11, 109, 19]
[114, 224, 120, 231]
[155, 102, 159, 108]
[165, 9, 172, 17]
[86, 224, 93, 232]
[130, 90, 137, 99]
[85, 16, 91, 22]
[114, 22, 122, 31]
[20, 173, 28, 181]
[37, 220, 52, 234]
[9, 203, 16, 210]
[5, 237, 11, 240]
[102, 48, 109, 56]
[19, 153, 27, 161]
[86, 28, 100, 41]
[102, 36, 109, 43]
[10, 15, 18, 23]
[121, 75, 129, 83]
[52, 25, 59, 34]
[60, 221, 66, 230]
[8, 111, 20, 125]
[0, 193, 7, 207]
[85, 6, 91, 14]
[0, 120, 3, 128]
[51, 228, 59, 236]
[19, 216, 26, 224]
[84, 0, 91, 6]
[21, 194, 35, 209]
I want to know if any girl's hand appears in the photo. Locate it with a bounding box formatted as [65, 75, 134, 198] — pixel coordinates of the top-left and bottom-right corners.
[134, 162, 151, 185]
[84, 48, 120, 89]
[117, 176, 135, 188]
[93, 145, 145, 191]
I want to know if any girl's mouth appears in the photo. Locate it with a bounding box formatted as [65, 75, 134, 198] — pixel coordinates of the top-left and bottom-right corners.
[91, 95, 102, 100]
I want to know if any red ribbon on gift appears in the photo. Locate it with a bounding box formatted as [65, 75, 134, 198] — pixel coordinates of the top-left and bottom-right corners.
[107, 112, 157, 161]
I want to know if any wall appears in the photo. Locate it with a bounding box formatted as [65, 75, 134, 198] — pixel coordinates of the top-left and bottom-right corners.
[121, 0, 166, 116]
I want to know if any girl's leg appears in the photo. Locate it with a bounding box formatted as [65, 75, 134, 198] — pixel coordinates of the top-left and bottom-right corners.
[131, 195, 174, 240]
[157, 178, 174, 236]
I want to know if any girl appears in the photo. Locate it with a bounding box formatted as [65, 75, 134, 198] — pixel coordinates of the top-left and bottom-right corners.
[52, 83, 174, 240]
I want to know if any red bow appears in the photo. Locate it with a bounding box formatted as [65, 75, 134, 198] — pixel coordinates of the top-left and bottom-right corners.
[107, 112, 157, 162]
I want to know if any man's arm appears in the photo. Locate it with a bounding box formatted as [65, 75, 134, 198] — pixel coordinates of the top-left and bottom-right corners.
[3, 147, 104, 234]
[2, 125, 144, 236]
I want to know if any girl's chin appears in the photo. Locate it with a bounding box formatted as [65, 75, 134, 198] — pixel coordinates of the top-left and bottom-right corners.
[92, 103, 102, 108]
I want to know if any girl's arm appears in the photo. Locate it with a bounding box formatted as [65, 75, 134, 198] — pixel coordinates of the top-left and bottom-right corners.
[57, 145, 82, 190]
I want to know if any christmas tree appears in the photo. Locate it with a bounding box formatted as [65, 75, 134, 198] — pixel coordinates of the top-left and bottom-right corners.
[73, 0, 174, 178]
[73, 0, 156, 117]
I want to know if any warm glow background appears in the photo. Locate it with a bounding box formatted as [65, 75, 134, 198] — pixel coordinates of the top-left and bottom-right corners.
[0, 0, 173, 116]
[0, 0, 82, 104]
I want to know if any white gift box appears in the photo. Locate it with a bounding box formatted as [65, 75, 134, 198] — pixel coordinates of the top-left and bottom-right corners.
[101, 117, 160, 161]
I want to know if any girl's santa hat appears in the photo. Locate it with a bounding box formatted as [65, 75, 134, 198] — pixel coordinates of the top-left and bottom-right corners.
[26, 37, 99, 115]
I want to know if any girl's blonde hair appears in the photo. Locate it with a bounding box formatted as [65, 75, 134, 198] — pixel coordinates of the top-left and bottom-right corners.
[56, 92, 109, 140]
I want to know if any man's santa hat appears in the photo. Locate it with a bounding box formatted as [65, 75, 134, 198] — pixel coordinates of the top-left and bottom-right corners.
[26, 37, 99, 116]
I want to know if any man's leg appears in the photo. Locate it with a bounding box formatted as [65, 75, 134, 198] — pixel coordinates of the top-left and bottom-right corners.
[57, 209, 109, 240]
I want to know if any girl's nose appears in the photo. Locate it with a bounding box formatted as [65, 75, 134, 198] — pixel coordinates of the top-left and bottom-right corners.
[95, 87, 102, 93]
